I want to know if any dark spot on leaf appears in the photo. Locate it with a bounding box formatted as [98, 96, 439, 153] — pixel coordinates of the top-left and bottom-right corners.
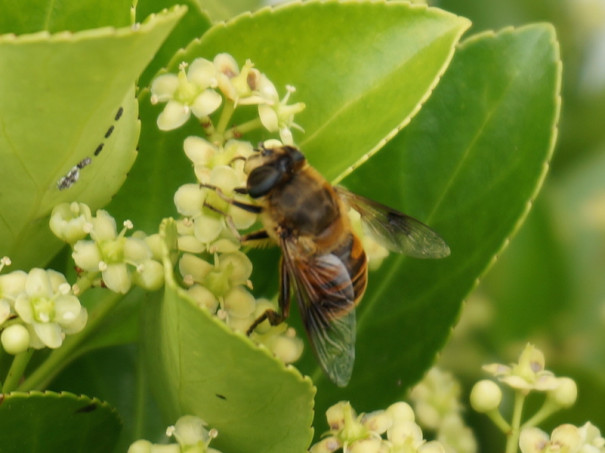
[76, 403, 97, 413]
[215, 394, 227, 400]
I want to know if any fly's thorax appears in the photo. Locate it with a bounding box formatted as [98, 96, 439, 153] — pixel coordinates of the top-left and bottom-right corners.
[261, 167, 341, 238]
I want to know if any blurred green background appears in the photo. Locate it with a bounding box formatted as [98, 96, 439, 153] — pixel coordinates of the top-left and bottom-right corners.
[425, 0, 605, 448]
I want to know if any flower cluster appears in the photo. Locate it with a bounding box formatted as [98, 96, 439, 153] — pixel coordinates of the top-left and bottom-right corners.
[310, 401, 447, 453]
[0, 266, 86, 353]
[129, 415, 222, 453]
[150, 53, 305, 144]
[174, 137, 303, 364]
[409, 367, 477, 453]
[520, 422, 605, 453]
[470, 343, 601, 453]
[50, 202, 164, 294]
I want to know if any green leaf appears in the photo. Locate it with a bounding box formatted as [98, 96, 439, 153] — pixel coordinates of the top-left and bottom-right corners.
[142, 219, 315, 453]
[0, 391, 121, 453]
[196, 0, 266, 22]
[136, 0, 212, 88]
[174, 0, 470, 182]
[0, 0, 132, 34]
[113, 0, 469, 234]
[302, 24, 561, 414]
[0, 6, 186, 269]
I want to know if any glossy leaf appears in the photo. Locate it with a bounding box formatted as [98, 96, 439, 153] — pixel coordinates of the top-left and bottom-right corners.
[174, 0, 470, 181]
[299, 24, 561, 415]
[110, 1, 469, 234]
[0, 5, 186, 268]
[142, 219, 315, 453]
[0, 391, 121, 453]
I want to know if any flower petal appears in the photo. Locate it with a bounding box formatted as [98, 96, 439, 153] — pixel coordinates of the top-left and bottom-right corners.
[157, 101, 190, 131]
[33, 322, 63, 348]
[103, 263, 132, 294]
[191, 89, 222, 118]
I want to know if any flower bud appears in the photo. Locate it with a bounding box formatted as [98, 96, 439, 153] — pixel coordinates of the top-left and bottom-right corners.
[470, 380, 502, 413]
[223, 286, 255, 319]
[72, 241, 102, 271]
[547, 377, 577, 408]
[265, 333, 304, 363]
[179, 254, 213, 284]
[91, 210, 117, 241]
[133, 260, 164, 291]
[127, 439, 153, 453]
[188, 285, 219, 313]
[386, 402, 415, 424]
[172, 415, 209, 446]
[326, 402, 355, 431]
[218, 252, 253, 286]
[1, 324, 30, 354]
[49, 202, 93, 244]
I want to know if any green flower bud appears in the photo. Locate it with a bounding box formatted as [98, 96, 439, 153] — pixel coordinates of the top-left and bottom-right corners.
[188, 285, 219, 312]
[179, 254, 213, 284]
[91, 210, 117, 241]
[386, 402, 415, 424]
[73, 241, 102, 271]
[102, 263, 131, 294]
[124, 238, 152, 262]
[470, 380, 502, 413]
[223, 286, 255, 319]
[387, 420, 423, 448]
[265, 332, 304, 363]
[326, 402, 355, 431]
[49, 202, 93, 244]
[172, 415, 210, 446]
[208, 238, 240, 254]
[1, 324, 30, 354]
[133, 260, 164, 291]
[218, 252, 253, 286]
[547, 377, 577, 408]
[178, 235, 206, 254]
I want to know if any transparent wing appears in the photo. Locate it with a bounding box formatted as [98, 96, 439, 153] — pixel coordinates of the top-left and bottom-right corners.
[335, 186, 450, 259]
[281, 240, 356, 387]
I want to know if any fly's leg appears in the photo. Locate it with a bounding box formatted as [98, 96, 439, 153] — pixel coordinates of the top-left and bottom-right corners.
[246, 257, 290, 335]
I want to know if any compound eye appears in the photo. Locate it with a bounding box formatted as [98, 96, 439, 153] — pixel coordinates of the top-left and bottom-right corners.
[247, 165, 282, 198]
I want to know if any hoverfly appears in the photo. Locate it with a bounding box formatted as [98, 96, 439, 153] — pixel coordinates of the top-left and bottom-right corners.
[213, 145, 450, 386]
